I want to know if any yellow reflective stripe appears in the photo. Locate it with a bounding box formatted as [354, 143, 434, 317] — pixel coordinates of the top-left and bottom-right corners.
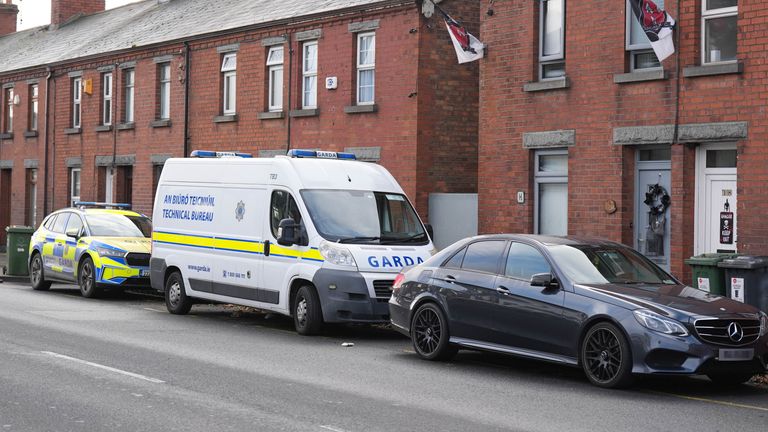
[153, 232, 214, 249]
[213, 238, 264, 255]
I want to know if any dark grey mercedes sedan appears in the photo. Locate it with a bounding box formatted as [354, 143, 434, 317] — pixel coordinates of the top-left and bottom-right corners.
[389, 235, 768, 388]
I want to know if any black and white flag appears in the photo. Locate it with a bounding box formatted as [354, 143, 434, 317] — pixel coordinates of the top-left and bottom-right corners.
[629, 0, 676, 61]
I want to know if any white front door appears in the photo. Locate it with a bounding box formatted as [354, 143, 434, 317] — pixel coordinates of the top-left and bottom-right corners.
[695, 144, 738, 254]
[105, 167, 115, 203]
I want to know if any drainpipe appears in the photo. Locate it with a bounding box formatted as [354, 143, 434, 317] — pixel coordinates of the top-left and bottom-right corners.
[43, 67, 52, 215]
[286, 33, 293, 152]
[183, 41, 191, 157]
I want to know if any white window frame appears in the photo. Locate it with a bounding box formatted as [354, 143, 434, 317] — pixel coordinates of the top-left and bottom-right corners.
[356, 32, 376, 105]
[3, 87, 12, 133]
[70, 168, 81, 206]
[221, 53, 237, 115]
[302, 41, 318, 109]
[29, 84, 38, 132]
[533, 149, 569, 235]
[266, 47, 283, 112]
[72, 78, 81, 128]
[701, 0, 738, 65]
[124, 69, 135, 123]
[102, 72, 112, 126]
[159, 63, 171, 120]
[625, 0, 662, 71]
[538, 0, 565, 80]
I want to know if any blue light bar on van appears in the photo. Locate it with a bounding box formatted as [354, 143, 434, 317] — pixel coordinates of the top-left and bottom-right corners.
[73, 201, 132, 209]
[190, 150, 253, 158]
[287, 149, 356, 160]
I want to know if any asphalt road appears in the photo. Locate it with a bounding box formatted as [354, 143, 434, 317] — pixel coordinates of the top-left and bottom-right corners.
[1, 281, 767, 432]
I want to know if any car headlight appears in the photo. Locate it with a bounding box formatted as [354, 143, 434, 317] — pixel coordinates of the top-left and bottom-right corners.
[760, 312, 768, 337]
[319, 240, 357, 268]
[633, 309, 689, 337]
[94, 247, 126, 258]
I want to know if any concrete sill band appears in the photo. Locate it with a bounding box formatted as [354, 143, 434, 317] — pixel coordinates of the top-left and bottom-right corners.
[523, 77, 570, 92]
[683, 62, 743, 78]
[214, 114, 238, 123]
[614, 69, 668, 84]
[258, 111, 284, 120]
[344, 104, 377, 114]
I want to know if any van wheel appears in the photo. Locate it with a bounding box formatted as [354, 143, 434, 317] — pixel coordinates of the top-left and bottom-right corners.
[294, 285, 323, 335]
[29, 253, 51, 291]
[165, 271, 192, 315]
[78, 257, 102, 298]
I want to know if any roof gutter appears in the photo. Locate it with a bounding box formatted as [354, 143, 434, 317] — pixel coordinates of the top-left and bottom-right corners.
[183, 41, 190, 157]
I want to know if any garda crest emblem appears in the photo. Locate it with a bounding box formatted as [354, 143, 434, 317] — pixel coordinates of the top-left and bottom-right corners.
[235, 200, 245, 222]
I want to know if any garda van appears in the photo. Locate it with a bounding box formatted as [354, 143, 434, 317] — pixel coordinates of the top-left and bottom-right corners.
[150, 150, 435, 335]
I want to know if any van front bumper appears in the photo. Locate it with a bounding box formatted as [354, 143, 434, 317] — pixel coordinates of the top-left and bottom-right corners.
[312, 269, 392, 323]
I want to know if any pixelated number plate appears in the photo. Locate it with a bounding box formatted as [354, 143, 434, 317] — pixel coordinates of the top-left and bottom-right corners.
[140, 269, 150, 277]
[718, 348, 753, 362]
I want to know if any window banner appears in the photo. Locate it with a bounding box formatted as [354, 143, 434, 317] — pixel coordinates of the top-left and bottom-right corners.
[628, 0, 676, 61]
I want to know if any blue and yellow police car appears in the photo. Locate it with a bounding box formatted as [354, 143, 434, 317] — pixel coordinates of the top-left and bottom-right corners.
[28, 202, 152, 297]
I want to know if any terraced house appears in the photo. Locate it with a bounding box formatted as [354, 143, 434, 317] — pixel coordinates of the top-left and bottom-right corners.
[479, 0, 767, 282]
[0, 0, 479, 248]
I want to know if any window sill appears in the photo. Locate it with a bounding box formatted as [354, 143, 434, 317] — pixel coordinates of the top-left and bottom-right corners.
[151, 119, 171, 128]
[257, 111, 284, 120]
[117, 122, 135, 131]
[23, 131, 39, 138]
[344, 104, 377, 114]
[64, 127, 81, 135]
[289, 108, 319, 118]
[613, 69, 668, 84]
[214, 114, 238, 123]
[95, 125, 112, 132]
[523, 77, 570, 92]
[683, 61, 743, 78]
[0, 132, 12, 140]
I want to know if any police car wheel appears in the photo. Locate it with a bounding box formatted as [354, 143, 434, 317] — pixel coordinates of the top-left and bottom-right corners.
[294, 285, 323, 336]
[29, 253, 51, 291]
[165, 271, 192, 315]
[78, 257, 102, 299]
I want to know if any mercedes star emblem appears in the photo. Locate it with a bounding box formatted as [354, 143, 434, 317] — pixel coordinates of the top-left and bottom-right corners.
[727, 322, 744, 342]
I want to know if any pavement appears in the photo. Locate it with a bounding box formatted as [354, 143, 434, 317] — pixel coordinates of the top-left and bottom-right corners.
[1, 280, 767, 432]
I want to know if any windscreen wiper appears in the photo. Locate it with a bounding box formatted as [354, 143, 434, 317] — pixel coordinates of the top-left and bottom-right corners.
[337, 236, 382, 244]
[379, 233, 427, 244]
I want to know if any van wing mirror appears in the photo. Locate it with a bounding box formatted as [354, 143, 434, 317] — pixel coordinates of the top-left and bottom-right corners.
[530, 273, 558, 289]
[277, 218, 298, 246]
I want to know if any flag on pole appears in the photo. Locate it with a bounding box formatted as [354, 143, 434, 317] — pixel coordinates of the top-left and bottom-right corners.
[629, 0, 676, 62]
[444, 15, 484, 64]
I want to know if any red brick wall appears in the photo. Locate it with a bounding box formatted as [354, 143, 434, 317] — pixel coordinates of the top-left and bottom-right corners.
[479, 0, 768, 282]
[0, 3, 18, 36]
[51, 0, 104, 26]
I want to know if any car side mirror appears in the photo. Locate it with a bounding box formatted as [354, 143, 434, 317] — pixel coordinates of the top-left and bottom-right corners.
[65, 228, 81, 239]
[424, 224, 434, 241]
[277, 218, 298, 246]
[530, 273, 558, 289]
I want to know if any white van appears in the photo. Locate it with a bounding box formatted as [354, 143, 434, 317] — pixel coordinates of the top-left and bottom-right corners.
[150, 150, 435, 334]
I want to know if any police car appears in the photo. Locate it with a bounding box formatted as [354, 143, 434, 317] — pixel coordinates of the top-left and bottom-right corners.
[28, 202, 153, 297]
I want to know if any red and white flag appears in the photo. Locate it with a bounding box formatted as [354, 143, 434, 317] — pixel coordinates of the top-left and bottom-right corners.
[445, 17, 484, 64]
[629, 0, 676, 61]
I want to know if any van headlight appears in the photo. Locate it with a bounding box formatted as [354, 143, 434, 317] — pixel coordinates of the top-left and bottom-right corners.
[633, 309, 689, 337]
[760, 312, 768, 337]
[319, 241, 357, 268]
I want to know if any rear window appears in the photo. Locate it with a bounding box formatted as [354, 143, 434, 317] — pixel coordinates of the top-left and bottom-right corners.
[461, 241, 506, 274]
[51, 213, 71, 233]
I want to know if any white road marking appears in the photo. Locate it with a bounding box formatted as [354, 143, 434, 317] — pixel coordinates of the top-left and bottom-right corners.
[319, 426, 350, 432]
[41, 351, 165, 384]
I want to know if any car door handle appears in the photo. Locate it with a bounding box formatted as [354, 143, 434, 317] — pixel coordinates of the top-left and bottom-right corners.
[496, 286, 511, 295]
[445, 275, 456, 283]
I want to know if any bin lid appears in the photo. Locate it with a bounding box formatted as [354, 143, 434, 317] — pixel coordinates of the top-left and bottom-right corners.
[685, 253, 739, 266]
[717, 255, 768, 269]
[5, 225, 35, 234]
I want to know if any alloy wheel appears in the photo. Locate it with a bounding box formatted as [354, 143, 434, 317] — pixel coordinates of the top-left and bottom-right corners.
[30, 256, 42, 285]
[168, 280, 181, 307]
[584, 328, 623, 384]
[413, 308, 442, 356]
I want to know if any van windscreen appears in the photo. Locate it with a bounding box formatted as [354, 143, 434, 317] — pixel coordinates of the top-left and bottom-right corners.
[301, 190, 428, 245]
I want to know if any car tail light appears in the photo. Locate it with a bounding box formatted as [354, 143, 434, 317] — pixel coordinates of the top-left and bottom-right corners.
[392, 272, 406, 295]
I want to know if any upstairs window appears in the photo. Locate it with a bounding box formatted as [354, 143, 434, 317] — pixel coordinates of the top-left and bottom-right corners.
[123, 69, 135, 123]
[266, 47, 283, 112]
[221, 53, 237, 115]
[356, 32, 375, 104]
[158, 63, 171, 120]
[302, 41, 318, 109]
[539, 0, 565, 80]
[72, 78, 81, 128]
[702, 0, 737, 64]
[29, 84, 38, 132]
[3, 87, 12, 133]
[626, 0, 662, 71]
[102, 72, 113, 126]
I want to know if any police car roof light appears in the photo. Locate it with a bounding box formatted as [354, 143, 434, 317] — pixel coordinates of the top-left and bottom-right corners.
[73, 201, 132, 210]
[190, 150, 253, 158]
[287, 149, 356, 160]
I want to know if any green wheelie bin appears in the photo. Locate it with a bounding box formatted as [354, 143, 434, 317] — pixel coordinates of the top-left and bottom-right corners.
[684, 253, 739, 296]
[5, 226, 35, 276]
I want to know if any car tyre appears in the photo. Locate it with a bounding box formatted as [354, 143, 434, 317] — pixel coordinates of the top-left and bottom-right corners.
[29, 253, 51, 291]
[294, 285, 323, 335]
[411, 302, 458, 361]
[165, 271, 193, 315]
[707, 372, 754, 387]
[78, 257, 102, 298]
[581, 322, 634, 389]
